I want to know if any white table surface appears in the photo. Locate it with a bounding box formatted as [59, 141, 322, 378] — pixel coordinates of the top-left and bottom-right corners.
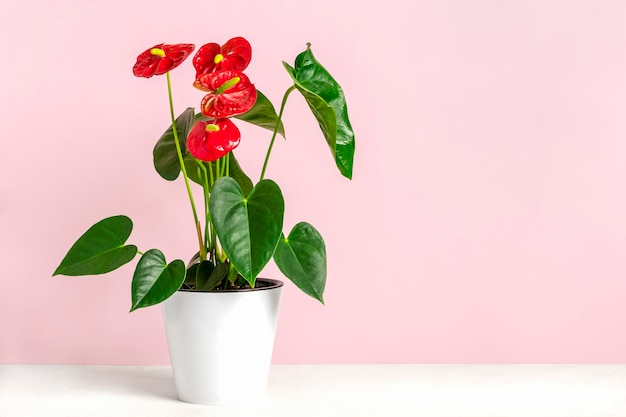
[1, 364, 625, 416]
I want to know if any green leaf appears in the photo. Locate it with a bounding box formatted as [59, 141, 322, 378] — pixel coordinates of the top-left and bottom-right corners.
[209, 177, 284, 286]
[53, 215, 138, 276]
[130, 249, 185, 312]
[274, 222, 326, 303]
[184, 262, 199, 288]
[227, 262, 239, 283]
[234, 90, 285, 138]
[193, 260, 212, 289]
[283, 45, 355, 179]
[197, 262, 228, 291]
[183, 154, 205, 186]
[153, 108, 198, 181]
[228, 152, 254, 196]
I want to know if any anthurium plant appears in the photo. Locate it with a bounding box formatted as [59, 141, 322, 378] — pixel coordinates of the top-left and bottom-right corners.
[53, 37, 355, 311]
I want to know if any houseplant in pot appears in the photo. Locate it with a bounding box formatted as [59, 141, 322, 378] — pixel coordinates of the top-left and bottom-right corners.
[53, 37, 355, 405]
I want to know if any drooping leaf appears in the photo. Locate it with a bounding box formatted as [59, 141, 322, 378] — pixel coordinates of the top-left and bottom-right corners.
[53, 215, 138, 276]
[274, 222, 326, 303]
[153, 107, 198, 180]
[234, 90, 285, 138]
[283, 45, 355, 179]
[209, 177, 284, 286]
[130, 249, 185, 312]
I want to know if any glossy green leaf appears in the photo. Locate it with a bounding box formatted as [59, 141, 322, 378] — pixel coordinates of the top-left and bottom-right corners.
[274, 222, 326, 303]
[197, 262, 228, 291]
[53, 215, 137, 276]
[283, 45, 355, 179]
[153, 107, 197, 181]
[234, 90, 285, 138]
[194, 260, 213, 290]
[184, 262, 199, 288]
[228, 152, 254, 196]
[209, 177, 284, 286]
[130, 249, 185, 312]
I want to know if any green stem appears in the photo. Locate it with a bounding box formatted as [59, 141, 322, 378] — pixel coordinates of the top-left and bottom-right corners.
[208, 161, 215, 187]
[260, 85, 296, 181]
[198, 163, 210, 251]
[220, 155, 227, 177]
[206, 161, 217, 264]
[165, 72, 206, 261]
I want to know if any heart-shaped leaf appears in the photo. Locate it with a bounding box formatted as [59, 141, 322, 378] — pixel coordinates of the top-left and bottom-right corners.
[209, 177, 284, 286]
[130, 249, 185, 312]
[234, 90, 285, 138]
[274, 222, 326, 303]
[53, 215, 138, 276]
[153, 107, 197, 180]
[283, 45, 355, 179]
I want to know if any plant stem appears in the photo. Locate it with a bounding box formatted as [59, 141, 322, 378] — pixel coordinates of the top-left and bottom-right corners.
[165, 72, 206, 261]
[208, 160, 215, 187]
[205, 161, 218, 264]
[206, 160, 217, 263]
[259, 85, 296, 181]
[198, 162, 210, 251]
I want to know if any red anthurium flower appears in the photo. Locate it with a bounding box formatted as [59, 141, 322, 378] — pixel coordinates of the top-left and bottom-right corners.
[133, 43, 195, 78]
[193, 37, 252, 78]
[186, 119, 241, 162]
[195, 70, 257, 118]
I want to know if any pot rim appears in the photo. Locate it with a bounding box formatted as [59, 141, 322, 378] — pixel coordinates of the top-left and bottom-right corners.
[176, 278, 284, 294]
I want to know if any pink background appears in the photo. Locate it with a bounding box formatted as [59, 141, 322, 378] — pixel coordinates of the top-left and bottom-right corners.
[2, 0, 626, 364]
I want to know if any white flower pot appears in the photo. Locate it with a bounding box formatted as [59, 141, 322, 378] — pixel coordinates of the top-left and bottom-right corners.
[161, 279, 283, 405]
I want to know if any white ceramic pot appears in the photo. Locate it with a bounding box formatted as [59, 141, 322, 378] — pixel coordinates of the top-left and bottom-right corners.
[161, 279, 283, 405]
